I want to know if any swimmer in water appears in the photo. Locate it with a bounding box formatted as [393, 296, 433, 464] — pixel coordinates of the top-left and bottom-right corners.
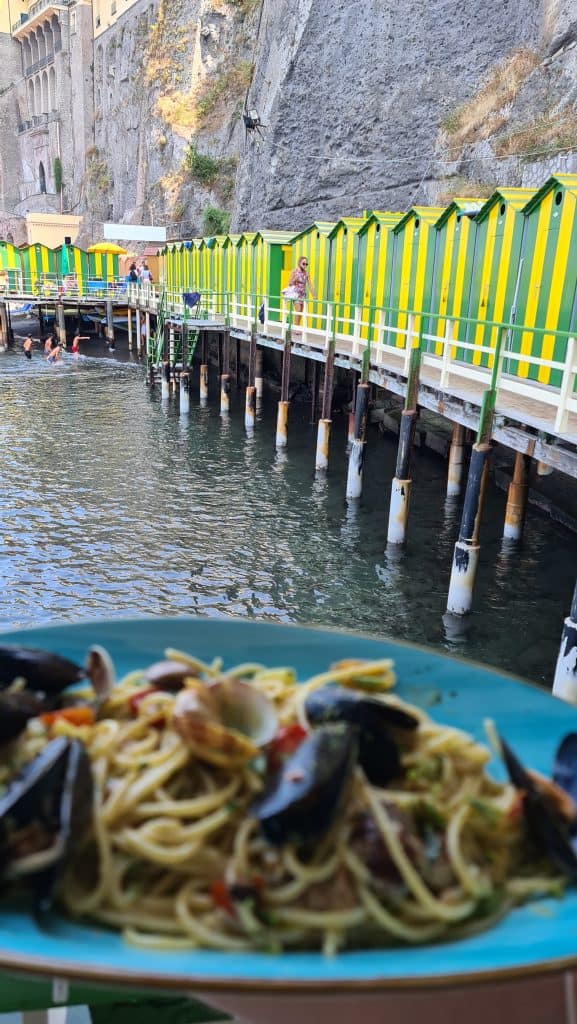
[44, 335, 54, 356]
[71, 333, 89, 357]
[47, 340, 62, 364]
[23, 335, 33, 360]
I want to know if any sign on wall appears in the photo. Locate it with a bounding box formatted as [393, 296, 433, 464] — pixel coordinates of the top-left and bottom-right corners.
[103, 223, 167, 243]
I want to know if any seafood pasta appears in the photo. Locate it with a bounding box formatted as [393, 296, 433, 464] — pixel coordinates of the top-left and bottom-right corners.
[0, 643, 574, 955]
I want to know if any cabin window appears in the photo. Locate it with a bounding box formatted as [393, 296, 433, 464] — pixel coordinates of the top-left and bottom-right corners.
[500, 203, 506, 215]
[414, 218, 420, 229]
[555, 191, 563, 206]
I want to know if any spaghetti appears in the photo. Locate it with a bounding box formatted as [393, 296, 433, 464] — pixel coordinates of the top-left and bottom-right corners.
[7, 651, 566, 954]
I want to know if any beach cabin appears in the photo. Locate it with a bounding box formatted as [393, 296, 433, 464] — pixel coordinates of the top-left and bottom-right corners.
[251, 230, 294, 322]
[222, 234, 242, 306]
[55, 244, 90, 295]
[20, 243, 57, 293]
[0, 242, 22, 291]
[235, 232, 258, 318]
[290, 222, 335, 330]
[462, 187, 534, 366]
[386, 207, 444, 348]
[327, 217, 365, 335]
[510, 175, 577, 386]
[354, 212, 402, 341]
[87, 248, 120, 289]
[426, 199, 483, 355]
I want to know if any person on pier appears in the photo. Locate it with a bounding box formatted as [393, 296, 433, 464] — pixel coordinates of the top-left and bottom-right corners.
[23, 335, 33, 360]
[287, 256, 315, 328]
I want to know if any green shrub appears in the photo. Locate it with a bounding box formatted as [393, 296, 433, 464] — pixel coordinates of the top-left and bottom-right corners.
[53, 157, 63, 193]
[202, 206, 231, 235]
[185, 145, 220, 185]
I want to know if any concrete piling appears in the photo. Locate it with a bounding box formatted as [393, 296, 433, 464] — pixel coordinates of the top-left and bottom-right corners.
[315, 419, 331, 470]
[387, 409, 418, 543]
[127, 308, 133, 351]
[503, 451, 531, 541]
[245, 385, 256, 430]
[135, 308, 141, 355]
[179, 371, 190, 415]
[553, 580, 577, 704]
[447, 423, 466, 498]
[446, 443, 492, 615]
[276, 400, 289, 447]
[200, 363, 209, 405]
[145, 312, 151, 359]
[161, 360, 170, 401]
[56, 302, 67, 348]
[105, 299, 115, 350]
[0, 302, 8, 350]
[346, 382, 370, 498]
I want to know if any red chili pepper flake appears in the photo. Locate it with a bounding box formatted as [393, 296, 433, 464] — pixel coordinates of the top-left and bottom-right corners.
[267, 724, 308, 771]
[210, 881, 235, 917]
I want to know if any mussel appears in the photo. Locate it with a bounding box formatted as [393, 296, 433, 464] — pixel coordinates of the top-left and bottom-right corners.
[172, 678, 277, 768]
[305, 686, 418, 786]
[0, 736, 93, 910]
[0, 646, 84, 694]
[143, 660, 197, 692]
[500, 735, 577, 879]
[251, 724, 358, 846]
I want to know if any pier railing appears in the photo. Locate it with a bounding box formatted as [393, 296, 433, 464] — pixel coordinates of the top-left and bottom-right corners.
[127, 284, 577, 438]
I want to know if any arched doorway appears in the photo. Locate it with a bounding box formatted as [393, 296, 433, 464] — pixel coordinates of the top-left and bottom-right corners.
[39, 161, 46, 193]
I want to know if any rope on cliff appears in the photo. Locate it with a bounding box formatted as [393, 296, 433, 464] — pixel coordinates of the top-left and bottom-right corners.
[242, 0, 267, 143]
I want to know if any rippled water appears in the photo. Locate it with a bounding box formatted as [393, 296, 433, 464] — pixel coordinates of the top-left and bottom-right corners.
[1, 340, 576, 686]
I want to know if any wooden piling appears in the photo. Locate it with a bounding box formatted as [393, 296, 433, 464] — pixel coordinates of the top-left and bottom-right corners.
[127, 308, 133, 351]
[310, 360, 319, 425]
[255, 349, 264, 400]
[145, 312, 151, 359]
[161, 360, 170, 401]
[135, 307, 141, 355]
[447, 423, 466, 498]
[503, 451, 531, 542]
[276, 337, 292, 448]
[387, 409, 418, 543]
[179, 370, 190, 415]
[236, 337, 241, 388]
[315, 340, 335, 471]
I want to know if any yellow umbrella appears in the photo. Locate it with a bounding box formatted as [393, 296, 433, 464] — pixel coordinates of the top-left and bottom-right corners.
[86, 242, 128, 255]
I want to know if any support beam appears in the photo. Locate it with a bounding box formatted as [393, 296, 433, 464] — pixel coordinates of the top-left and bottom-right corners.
[179, 370, 190, 415]
[245, 385, 256, 430]
[447, 423, 466, 498]
[105, 299, 115, 350]
[127, 307, 133, 351]
[345, 382, 370, 498]
[200, 362, 209, 404]
[145, 311, 151, 359]
[0, 302, 8, 350]
[553, 580, 577, 704]
[220, 373, 231, 414]
[387, 409, 418, 543]
[255, 349, 264, 401]
[446, 443, 492, 615]
[276, 336, 292, 448]
[135, 307, 141, 355]
[503, 451, 531, 541]
[315, 338, 335, 472]
[56, 302, 67, 348]
[161, 360, 170, 401]
[310, 360, 319, 425]
[235, 337, 241, 388]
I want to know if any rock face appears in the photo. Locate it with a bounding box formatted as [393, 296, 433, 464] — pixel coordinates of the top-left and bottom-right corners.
[232, 0, 543, 230]
[3, 0, 577, 237]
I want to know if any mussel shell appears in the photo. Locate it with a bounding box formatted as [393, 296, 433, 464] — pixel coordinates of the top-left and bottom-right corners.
[553, 733, 577, 808]
[0, 691, 49, 744]
[305, 686, 417, 786]
[251, 724, 358, 846]
[0, 736, 94, 910]
[0, 646, 84, 694]
[501, 737, 577, 879]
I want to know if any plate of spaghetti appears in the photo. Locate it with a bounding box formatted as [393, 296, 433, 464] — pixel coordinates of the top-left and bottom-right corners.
[0, 614, 575, 994]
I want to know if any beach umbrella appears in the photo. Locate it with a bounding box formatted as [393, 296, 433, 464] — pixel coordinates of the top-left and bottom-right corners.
[87, 242, 128, 255]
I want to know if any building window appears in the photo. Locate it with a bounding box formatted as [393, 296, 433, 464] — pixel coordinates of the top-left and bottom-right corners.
[39, 161, 46, 194]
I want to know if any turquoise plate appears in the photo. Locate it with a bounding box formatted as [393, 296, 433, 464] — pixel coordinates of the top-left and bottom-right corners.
[0, 615, 576, 994]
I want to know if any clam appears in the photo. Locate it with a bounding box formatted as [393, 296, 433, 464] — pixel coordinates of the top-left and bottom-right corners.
[251, 724, 358, 846]
[305, 686, 418, 786]
[85, 646, 116, 700]
[172, 678, 277, 768]
[0, 646, 84, 694]
[143, 660, 197, 691]
[500, 735, 577, 879]
[0, 736, 93, 910]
